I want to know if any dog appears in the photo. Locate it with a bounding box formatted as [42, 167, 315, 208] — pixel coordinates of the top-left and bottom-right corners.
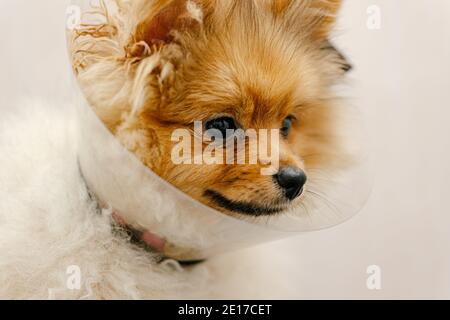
[0, 0, 354, 299]
[71, 0, 351, 218]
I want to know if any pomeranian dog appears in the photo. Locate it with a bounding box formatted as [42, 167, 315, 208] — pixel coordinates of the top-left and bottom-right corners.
[71, 0, 351, 220]
[0, 0, 359, 299]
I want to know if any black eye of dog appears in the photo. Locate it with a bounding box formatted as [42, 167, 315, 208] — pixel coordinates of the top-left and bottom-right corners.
[281, 116, 294, 137]
[205, 117, 238, 137]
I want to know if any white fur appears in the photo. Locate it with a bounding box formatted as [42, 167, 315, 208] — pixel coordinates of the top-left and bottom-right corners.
[0, 100, 205, 299]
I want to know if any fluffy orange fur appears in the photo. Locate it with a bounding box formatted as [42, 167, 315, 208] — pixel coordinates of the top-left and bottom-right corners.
[70, 0, 351, 218]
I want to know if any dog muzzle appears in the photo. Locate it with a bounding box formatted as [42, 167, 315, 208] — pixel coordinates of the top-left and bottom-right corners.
[66, 0, 371, 262]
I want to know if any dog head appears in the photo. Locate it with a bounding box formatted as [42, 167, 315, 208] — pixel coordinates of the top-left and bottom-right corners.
[73, 0, 352, 218]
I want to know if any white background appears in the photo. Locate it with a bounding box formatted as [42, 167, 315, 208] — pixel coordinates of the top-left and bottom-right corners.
[0, 0, 449, 299]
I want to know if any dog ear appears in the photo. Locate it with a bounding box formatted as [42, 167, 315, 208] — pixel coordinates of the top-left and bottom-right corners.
[134, 0, 203, 48]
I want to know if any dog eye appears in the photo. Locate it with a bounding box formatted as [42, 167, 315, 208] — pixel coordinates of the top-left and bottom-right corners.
[281, 116, 294, 137]
[205, 117, 237, 137]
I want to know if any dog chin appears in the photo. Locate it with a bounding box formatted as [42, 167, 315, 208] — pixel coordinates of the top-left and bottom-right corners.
[204, 189, 297, 217]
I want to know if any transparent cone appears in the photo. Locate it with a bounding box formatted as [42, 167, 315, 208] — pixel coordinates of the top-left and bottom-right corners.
[66, 0, 372, 261]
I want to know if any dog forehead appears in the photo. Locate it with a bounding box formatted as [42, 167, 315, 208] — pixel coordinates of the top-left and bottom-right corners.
[206, 33, 320, 101]
[198, 52, 319, 119]
[173, 48, 320, 126]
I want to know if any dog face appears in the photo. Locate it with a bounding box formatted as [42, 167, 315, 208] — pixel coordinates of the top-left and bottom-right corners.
[74, 0, 351, 217]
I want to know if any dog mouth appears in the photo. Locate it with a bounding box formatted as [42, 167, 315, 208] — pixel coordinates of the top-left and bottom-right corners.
[204, 190, 290, 216]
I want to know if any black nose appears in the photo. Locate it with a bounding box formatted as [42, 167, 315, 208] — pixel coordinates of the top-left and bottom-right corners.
[274, 167, 307, 200]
